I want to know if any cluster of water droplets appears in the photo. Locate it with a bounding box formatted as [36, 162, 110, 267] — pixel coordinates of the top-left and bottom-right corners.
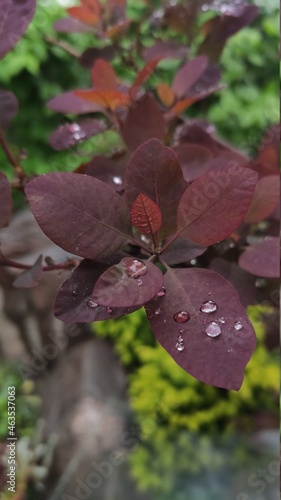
[69, 123, 86, 142]
[176, 334, 185, 352]
[125, 259, 147, 279]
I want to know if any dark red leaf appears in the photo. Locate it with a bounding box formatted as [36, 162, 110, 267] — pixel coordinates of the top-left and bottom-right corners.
[91, 59, 118, 90]
[161, 237, 206, 266]
[239, 238, 280, 278]
[125, 139, 187, 237]
[131, 193, 162, 235]
[92, 257, 164, 307]
[199, 6, 258, 61]
[0, 90, 18, 129]
[13, 255, 43, 288]
[146, 266, 256, 390]
[172, 56, 209, 99]
[144, 41, 188, 62]
[244, 175, 280, 224]
[81, 154, 126, 191]
[47, 91, 103, 115]
[173, 144, 213, 182]
[79, 46, 116, 69]
[105, 20, 131, 41]
[0, 172, 12, 229]
[0, 0, 36, 60]
[54, 17, 94, 33]
[54, 258, 140, 322]
[25, 173, 133, 260]
[177, 165, 258, 246]
[49, 119, 106, 151]
[120, 94, 166, 152]
[256, 123, 280, 176]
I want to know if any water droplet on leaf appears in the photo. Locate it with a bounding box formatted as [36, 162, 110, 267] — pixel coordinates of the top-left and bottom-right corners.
[106, 307, 113, 314]
[125, 259, 147, 278]
[113, 176, 122, 185]
[156, 286, 166, 297]
[200, 300, 218, 313]
[155, 308, 161, 315]
[137, 279, 142, 286]
[87, 299, 98, 308]
[218, 317, 226, 324]
[72, 290, 79, 297]
[234, 321, 243, 331]
[206, 322, 221, 338]
[173, 311, 190, 323]
[176, 334, 185, 352]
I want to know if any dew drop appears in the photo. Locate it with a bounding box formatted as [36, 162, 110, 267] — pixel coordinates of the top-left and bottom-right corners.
[206, 322, 221, 338]
[148, 314, 154, 319]
[137, 279, 142, 286]
[156, 286, 166, 297]
[219, 317, 226, 324]
[207, 291, 212, 296]
[87, 299, 98, 308]
[179, 329, 185, 334]
[69, 123, 80, 132]
[176, 334, 185, 352]
[255, 278, 267, 289]
[173, 311, 190, 323]
[106, 307, 113, 314]
[200, 300, 218, 313]
[113, 176, 122, 185]
[125, 259, 147, 278]
[155, 308, 161, 315]
[234, 321, 243, 331]
[72, 290, 79, 297]
[190, 259, 197, 266]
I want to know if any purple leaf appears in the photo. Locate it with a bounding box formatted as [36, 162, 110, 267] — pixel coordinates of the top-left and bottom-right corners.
[79, 46, 116, 69]
[49, 119, 106, 151]
[13, 255, 43, 288]
[120, 94, 166, 152]
[239, 238, 280, 278]
[143, 41, 188, 62]
[172, 56, 209, 99]
[25, 173, 133, 260]
[199, 6, 258, 61]
[173, 144, 213, 182]
[0, 0, 36, 60]
[244, 175, 280, 224]
[0, 90, 18, 129]
[81, 154, 126, 192]
[55, 258, 140, 322]
[161, 237, 206, 266]
[125, 139, 187, 237]
[145, 266, 256, 390]
[47, 91, 103, 115]
[92, 257, 164, 307]
[177, 165, 258, 246]
[186, 64, 222, 99]
[53, 17, 94, 33]
[0, 172, 12, 229]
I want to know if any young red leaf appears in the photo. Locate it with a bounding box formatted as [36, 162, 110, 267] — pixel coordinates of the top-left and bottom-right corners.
[156, 83, 175, 107]
[125, 139, 187, 237]
[66, 6, 99, 26]
[47, 91, 103, 114]
[91, 59, 118, 90]
[25, 173, 133, 260]
[54, 258, 140, 322]
[131, 193, 162, 235]
[0, 172, 12, 229]
[0, 0, 36, 60]
[145, 266, 256, 390]
[120, 94, 166, 152]
[131, 58, 162, 95]
[170, 97, 202, 116]
[0, 90, 18, 129]
[49, 119, 106, 151]
[92, 257, 164, 307]
[239, 238, 280, 279]
[172, 56, 209, 99]
[13, 255, 43, 289]
[74, 89, 129, 110]
[244, 175, 280, 224]
[177, 165, 258, 246]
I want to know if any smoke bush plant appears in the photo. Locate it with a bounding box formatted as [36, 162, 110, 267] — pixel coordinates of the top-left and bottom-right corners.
[0, 0, 279, 391]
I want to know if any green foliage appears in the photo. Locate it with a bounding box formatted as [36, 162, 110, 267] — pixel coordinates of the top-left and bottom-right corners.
[93, 305, 278, 495]
[0, 363, 40, 440]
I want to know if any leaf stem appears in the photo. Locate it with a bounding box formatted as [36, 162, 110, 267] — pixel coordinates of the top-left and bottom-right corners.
[0, 257, 79, 272]
[45, 36, 82, 58]
[0, 125, 18, 169]
[159, 232, 180, 254]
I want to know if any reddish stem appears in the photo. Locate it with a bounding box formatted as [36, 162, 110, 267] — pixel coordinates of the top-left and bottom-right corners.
[0, 257, 79, 272]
